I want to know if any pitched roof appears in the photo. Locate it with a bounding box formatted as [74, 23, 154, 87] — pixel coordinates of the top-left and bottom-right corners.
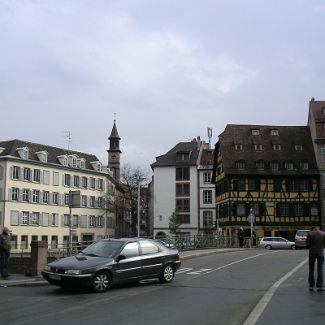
[151, 141, 202, 168]
[0, 139, 100, 170]
[218, 124, 318, 174]
[109, 121, 120, 139]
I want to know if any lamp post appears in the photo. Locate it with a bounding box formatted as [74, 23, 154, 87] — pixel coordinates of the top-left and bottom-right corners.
[248, 208, 255, 248]
[137, 182, 140, 237]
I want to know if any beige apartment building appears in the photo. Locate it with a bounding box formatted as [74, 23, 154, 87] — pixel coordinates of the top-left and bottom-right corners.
[0, 139, 117, 251]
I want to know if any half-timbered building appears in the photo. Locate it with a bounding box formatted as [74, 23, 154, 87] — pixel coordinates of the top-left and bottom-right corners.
[212, 124, 320, 240]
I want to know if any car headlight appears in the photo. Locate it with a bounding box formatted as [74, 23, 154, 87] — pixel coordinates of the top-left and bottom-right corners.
[65, 269, 82, 275]
[44, 265, 51, 271]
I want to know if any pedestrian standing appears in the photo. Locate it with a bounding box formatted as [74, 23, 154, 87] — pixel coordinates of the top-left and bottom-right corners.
[306, 226, 325, 292]
[238, 227, 245, 248]
[0, 226, 11, 279]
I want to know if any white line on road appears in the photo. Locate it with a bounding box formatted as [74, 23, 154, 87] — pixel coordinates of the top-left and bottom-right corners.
[243, 258, 308, 325]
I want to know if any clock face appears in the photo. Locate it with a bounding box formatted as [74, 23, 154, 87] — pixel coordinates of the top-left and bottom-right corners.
[111, 154, 116, 160]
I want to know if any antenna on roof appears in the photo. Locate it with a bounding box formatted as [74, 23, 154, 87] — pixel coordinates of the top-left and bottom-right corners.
[207, 127, 213, 149]
[65, 131, 72, 150]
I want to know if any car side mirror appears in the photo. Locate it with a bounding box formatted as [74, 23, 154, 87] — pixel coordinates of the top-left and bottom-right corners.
[117, 254, 126, 262]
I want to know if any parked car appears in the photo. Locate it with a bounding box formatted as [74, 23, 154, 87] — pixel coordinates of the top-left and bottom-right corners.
[42, 238, 181, 293]
[294, 230, 310, 249]
[259, 237, 295, 250]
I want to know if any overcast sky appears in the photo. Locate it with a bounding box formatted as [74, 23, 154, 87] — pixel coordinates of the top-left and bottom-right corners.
[1, 0, 325, 175]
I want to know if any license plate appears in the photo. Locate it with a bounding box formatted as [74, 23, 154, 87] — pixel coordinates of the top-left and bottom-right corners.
[49, 274, 61, 280]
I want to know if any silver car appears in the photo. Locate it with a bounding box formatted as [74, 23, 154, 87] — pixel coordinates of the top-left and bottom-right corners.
[259, 237, 295, 250]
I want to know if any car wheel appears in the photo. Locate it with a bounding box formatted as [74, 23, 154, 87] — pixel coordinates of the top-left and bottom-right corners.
[92, 271, 112, 293]
[291, 245, 295, 250]
[265, 245, 272, 250]
[159, 264, 175, 283]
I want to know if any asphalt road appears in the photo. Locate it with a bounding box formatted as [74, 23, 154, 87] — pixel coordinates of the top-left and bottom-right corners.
[0, 249, 316, 325]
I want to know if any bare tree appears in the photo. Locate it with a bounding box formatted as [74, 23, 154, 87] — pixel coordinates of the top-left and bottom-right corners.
[121, 164, 149, 235]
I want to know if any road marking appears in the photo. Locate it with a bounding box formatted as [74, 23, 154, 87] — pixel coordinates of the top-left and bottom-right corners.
[243, 258, 308, 325]
[176, 268, 193, 274]
[187, 268, 212, 275]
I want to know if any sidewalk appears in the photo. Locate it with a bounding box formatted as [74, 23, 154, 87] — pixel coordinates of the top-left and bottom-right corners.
[0, 248, 243, 287]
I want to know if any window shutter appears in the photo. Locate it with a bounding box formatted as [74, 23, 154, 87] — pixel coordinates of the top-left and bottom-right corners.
[61, 215, 65, 227]
[18, 189, 22, 202]
[29, 189, 32, 202]
[80, 215, 87, 228]
[55, 214, 59, 227]
[0, 166, 3, 180]
[49, 192, 53, 204]
[39, 213, 43, 226]
[20, 168, 24, 180]
[9, 166, 13, 180]
[42, 213, 49, 227]
[11, 211, 19, 226]
[8, 188, 12, 201]
[30, 169, 33, 181]
[0, 188, 2, 201]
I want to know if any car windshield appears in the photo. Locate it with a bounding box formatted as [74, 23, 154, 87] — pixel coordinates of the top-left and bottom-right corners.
[81, 240, 123, 258]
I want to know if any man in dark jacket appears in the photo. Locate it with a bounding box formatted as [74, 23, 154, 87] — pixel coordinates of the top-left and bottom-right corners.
[306, 226, 325, 292]
[0, 227, 11, 279]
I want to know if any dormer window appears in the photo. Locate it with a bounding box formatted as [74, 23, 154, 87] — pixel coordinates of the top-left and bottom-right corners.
[252, 129, 260, 136]
[295, 145, 303, 151]
[234, 144, 243, 151]
[270, 160, 279, 171]
[78, 158, 86, 169]
[300, 160, 309, 170]
[235, 160, 246, 170]
[17, 147, 29, 160]
[273, 144, 281, 151]
[90, 161, 102, 171]
[176, 151, 191, 161]
[36, 151, 48, 163]
[57, 155, 68, 166]
[254, 144, 263, 151]
[0, 147, 5, 155]
[285, 161, 294, 171]
[68, 155, 78, 168]
[255, 160, 265, 170]
[270, 129, 279, 136]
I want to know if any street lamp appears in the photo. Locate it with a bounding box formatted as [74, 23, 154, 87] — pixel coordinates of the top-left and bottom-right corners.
[248, 208, 255, 248]
[137, 182, 140, 237]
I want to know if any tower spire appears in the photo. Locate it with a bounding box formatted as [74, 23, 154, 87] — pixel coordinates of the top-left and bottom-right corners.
[107, 119, 121, 181]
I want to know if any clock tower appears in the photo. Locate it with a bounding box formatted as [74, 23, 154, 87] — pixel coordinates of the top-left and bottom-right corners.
[107, 120, 121, 181]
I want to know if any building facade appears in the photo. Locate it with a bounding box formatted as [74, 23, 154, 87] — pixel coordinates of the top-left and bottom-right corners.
[308, 98, 325, 230]
[151, 137, 216, 237]
[0, 139, 117, 251]
[212, 124, 320, 240]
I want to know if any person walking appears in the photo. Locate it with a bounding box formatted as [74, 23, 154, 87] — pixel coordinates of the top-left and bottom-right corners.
[306, 226, 325, 292]
[0, 226, 11, 279]
[238, 227, 245, 248]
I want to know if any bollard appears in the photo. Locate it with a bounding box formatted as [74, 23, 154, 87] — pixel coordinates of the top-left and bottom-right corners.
[28, 241, 48, 276]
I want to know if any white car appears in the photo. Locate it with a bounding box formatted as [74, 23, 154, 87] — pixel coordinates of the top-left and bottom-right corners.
[259, 237, 295, 250]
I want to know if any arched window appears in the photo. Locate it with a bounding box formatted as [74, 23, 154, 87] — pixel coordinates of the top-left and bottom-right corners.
[270, 160, 279, 171]
[235, 160, 246, 170]
[285, 161, 294, 171]
[255, 160, 265, 170]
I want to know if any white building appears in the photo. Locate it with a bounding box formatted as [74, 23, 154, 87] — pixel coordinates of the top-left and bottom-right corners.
[0, 139, 117, 251]
[151, 138, 216, 237]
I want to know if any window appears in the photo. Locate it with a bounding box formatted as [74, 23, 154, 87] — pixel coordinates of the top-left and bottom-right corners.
[311, 204, 318, 216]
[82, 177, 88, 188]
[248, 179, 259, 191]
[321, 147, 325, 163]
[63, 214, 70, 226]
[139, 240, 159, 255]
[235, 160, 246, 170]
[233, 179, 245, 191]
[249, 203, 260, 216]
[13, 166, 20, 179]
[31, 212, 39, 225]
[53, 172, 59, 186]
[73, 175, 80, 187]
[120, 242, 140, 259]
[278, 203, 290, 217]
[22, 212, 29, 225]
[98, 179, 104, 190]
[82, 195, 87, 207]
[52, 192, 58, 205]
[23, 168, 31, 181]
[176, 151, 190, 161]
[64, 174, 71, 186]
[90, 177, 96, 189]
[295, 145, 303, 151]
[51, 235, 58, 248]
[176, 167, 190, 181]
[97, 216, 104, 227]
[179, 214, 190, 223]
[285, 161, 294, 171]
[294, 203, 304, 217]
[21, 235, 28, 249]
[204, 172, 211, 183]
[89, 215, 96, 227]
[300, 179, 309, 192]
[73, 215, 78, 227]
[254, 144, 263, 151]
[273, 144, 281, 151]
[43, 191, 49, 204]
[255, 160, 265, 170]
[203, 211, 213, 226]
[176, 199, 190, 212]
[12, 188, 19, 201]
[90, 196, 95, 207]
[300, 161, 309, 170]
[176, 183, 190, 196]
[236, 203, 246, 216]
[270, 161, 279, 171]
[252, 129, 260, 135]
[203, 190, 212, 204]
[51, 213, 58, 226]
[234, 144, 243, 151]
[33, 169, 41, 182]
[43, 171, 50, 185]
[33, 190, 40, 203]
[64, 194, 70, 206]
[22, 189, 29, 202]
[270, 129, 279, 136]
[97, 197, 103, 208]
